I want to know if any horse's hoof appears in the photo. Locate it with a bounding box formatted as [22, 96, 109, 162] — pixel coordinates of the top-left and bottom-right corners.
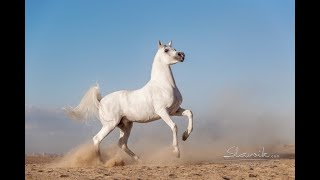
[173, 149, 180, 158]
[96, 157, 103, 165]
[182, 131, 189, 141]
[174, 151, 180, 158]
[135, 158, 143, 164]
[134, 156, 142, 162]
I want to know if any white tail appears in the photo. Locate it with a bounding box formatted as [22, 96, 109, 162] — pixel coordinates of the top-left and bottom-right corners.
[64, 84, 102, 121]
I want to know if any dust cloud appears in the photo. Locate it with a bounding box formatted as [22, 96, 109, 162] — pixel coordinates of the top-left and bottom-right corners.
[51, 88, 294, 167]
[50, 143, 126, 168]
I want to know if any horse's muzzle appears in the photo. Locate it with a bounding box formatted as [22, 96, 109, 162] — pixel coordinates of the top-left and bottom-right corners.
[177, 52, 185, 62]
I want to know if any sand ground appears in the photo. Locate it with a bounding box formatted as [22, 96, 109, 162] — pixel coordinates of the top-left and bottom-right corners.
[25, 145, 294, 180]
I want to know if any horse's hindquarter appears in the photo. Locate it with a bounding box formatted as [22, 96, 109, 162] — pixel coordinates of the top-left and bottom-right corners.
[99, 91, 125, 124]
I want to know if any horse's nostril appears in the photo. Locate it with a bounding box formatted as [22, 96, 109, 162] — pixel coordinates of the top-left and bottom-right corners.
[178, 52, 182, 56]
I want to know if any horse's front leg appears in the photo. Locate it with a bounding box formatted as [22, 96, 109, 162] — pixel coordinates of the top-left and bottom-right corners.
[156, 108, 180, 158]
[173, 107, 193, 141]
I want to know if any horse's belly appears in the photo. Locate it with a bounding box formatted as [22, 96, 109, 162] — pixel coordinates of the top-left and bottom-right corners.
[124, 112, 161, 123]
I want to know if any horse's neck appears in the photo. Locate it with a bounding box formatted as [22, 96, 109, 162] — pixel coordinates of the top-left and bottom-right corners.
[150, 57, 176, 88]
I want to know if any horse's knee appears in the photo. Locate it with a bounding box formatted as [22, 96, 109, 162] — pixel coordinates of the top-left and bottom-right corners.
[172, 124, 178, 132]
[183, 109, 193, 118]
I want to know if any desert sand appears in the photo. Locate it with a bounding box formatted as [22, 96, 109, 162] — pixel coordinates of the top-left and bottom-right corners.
[25, 144, 294, 180]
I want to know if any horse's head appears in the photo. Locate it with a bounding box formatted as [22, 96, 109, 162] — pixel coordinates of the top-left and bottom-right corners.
[156, 40, 185, 65]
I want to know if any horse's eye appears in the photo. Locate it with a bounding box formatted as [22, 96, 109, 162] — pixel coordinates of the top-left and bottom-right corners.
[164, 49, 169, 52]
[173, 49, 176, 51]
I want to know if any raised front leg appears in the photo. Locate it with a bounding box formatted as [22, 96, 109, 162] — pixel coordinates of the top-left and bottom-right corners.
[173, 107, 193, 141]
[156, 108, 180, 158]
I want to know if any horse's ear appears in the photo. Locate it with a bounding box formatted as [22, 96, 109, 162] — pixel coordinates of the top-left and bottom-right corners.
[168, 40, 172, 47]
[158, 40, 163, 49]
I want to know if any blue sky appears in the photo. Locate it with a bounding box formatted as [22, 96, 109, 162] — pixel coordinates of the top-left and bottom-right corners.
[25, 0, 294, 153]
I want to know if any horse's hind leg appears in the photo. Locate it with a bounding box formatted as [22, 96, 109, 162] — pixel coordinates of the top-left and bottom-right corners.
[117, 120, 140, 161]
[93, 123, 117, 163]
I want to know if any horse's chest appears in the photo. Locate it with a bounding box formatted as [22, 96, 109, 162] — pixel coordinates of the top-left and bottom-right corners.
[167, 89, 182, 114]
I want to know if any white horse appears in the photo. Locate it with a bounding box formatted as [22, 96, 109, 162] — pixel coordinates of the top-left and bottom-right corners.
[65, 40, 193, 162]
